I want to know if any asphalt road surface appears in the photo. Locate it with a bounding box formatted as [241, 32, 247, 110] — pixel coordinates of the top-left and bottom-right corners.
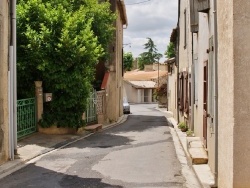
[0, 104, 196, 188]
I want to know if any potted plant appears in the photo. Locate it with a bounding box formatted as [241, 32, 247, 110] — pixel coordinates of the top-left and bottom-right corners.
[178, 122, 188, 132]
[186, 129, 194, 137]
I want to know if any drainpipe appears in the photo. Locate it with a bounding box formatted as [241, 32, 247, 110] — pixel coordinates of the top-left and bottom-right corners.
[213, 0, 219, 186]
[12, 0, 17, 156]
[176, 0, 181, 123]
[191, 33, 194, 131]
[9, 0, 17, 160]
[8, 46, 14, 160]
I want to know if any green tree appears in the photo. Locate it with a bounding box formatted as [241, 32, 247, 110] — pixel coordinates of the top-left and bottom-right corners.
[138, 38, 162, 68]
[123, 52, 133, 71]
[164, 42, 175, 58]
[17, 0, 115, 128]
[137, 56, 144, 70]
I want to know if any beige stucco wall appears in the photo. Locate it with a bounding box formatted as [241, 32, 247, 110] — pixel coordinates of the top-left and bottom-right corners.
[189, 1, 217, 176]
[218, 0, 250, 187]
[106, 1, 124, 122]
[178, 0, 192, 124]
[206, 0, 216, 176]
[194, 11, 217, 175]
[194, 13, 209, 139]
[0, 0, 10, 163]
[124, 81, 154, 104]
[218, 0, 250, 186]
[123, 81, 138, 103]
[167, 67, 177, 118]
[178, 0, 217, 176]
[217, 0, 234, 186]
[178, 0, 192, 71]
[153, 63, 168, 71]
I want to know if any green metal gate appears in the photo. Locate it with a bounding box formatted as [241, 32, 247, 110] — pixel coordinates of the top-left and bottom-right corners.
[17, 98, 36, 139]
[86, 90, 97, 124]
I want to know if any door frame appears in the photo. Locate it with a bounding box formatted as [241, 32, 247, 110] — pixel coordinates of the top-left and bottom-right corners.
[203, 60, 208, 147]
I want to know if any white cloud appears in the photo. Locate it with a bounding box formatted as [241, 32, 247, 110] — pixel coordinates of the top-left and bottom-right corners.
[123, 0, 178, 62]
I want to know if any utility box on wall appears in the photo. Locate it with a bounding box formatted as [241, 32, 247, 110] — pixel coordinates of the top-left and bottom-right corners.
[44, 93, 53, 102]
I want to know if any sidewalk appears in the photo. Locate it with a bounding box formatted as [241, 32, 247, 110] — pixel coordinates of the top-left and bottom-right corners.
[0, 115, 128, 179]
[156, 107, 215, 188]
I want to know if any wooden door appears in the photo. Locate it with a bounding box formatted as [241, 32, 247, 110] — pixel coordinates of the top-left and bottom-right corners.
[203, 61, 208, 147]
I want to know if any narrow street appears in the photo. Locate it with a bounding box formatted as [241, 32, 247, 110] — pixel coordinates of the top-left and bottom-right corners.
[0, 104, 197, 188]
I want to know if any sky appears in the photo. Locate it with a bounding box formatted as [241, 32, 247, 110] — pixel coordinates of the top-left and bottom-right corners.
[123, 0, 178, 63]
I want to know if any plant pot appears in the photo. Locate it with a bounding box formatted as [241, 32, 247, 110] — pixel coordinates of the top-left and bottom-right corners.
[181, 127, 188, 132]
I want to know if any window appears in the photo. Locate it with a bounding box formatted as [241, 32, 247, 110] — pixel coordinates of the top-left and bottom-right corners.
[194, 54, 199, 104]
[168, 64, 173, 75]
[208, 36, 214, 125]
[178, 73, 184, 111]
[183, 71, 189, 114]
[179, 71, 189, 114]
[184, 9, 187, 49]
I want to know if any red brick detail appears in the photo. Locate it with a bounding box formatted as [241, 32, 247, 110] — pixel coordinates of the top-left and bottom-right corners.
[101, 72, 110, 90]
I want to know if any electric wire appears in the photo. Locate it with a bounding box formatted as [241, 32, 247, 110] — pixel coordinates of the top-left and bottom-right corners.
[125, 0, 151, 5]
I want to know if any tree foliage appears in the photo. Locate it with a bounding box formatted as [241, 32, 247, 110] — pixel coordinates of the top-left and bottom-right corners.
[137, 56, 144, 70]
[138, 38, 162, 70]
[164, 42, 175, 58]
[123, 52, 133, 71]
[17, 0, 115, 128]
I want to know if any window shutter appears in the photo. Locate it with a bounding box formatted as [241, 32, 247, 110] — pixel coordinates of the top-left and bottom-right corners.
[197, 0, 210, 13]
[178, 72, 184, 111]
[183, 72, 189, 113]
[203, 61, 208, 110]
[168, 64, 172, 75]
[190, 0, 199, 33]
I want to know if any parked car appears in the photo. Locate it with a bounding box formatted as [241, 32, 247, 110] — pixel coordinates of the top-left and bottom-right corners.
[123, 97, 130, 114]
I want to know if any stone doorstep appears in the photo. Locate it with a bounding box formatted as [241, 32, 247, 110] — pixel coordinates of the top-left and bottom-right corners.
[187, 137, 208, 165]
[84, 124, 102, 132]
[192, 165, 216, 188]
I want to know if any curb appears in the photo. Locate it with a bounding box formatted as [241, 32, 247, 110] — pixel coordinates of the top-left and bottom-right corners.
[0, 114, 128, 179]
[155, 108, 215, 188]
[167, 118, 215, 188]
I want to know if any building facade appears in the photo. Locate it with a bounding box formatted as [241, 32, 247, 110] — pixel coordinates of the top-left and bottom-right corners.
[104, 0, 127, 123]
[0, 0, 10, 164]
[169, 0, 250, 187]
[124, 70, 167, 104]
[217, 0, 250, 187]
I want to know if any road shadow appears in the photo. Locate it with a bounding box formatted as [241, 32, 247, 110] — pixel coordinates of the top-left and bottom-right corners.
[0, 164, 123, 188]
[16, 115, 173, 158]
[74, 133, 134, 149]
[107, 115, 172, 133]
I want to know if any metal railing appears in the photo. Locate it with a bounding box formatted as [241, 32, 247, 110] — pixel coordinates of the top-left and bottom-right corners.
[86, 90, 97, 124]
[17, 98, 36, 139]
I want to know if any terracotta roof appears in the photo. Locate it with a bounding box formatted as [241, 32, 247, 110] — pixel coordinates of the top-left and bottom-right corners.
[127, 81, 157, 88]
[124, 70, 167, 81]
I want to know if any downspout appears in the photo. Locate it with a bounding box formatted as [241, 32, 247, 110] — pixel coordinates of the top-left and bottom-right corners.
[8, 46, 14, 160]
[176, 0, 181, 123]
[213, 0, 219, 186]
[191, 33, 194, 131]
[12, 0, 17, 156]
[9, 0, 17, 160]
